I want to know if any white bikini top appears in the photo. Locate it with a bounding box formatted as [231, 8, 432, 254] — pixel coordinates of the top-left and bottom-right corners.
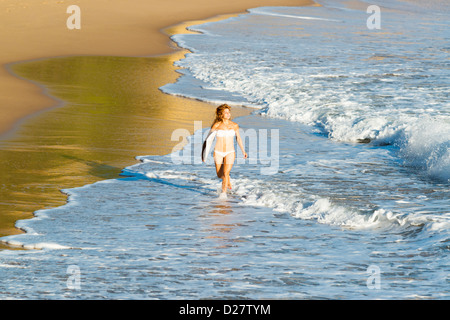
[215, 129, 236, 137]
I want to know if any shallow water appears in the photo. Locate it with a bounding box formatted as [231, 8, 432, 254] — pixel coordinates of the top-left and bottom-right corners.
[164, 0, 450, 182]
[0, 115, 448, 299]
[0, 53, 249, 239]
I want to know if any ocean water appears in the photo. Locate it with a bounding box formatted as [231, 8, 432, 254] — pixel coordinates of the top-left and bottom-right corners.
[0, 0, 448, 299]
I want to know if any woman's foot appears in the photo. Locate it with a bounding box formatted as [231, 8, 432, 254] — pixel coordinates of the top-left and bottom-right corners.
[218, 192, 227, 200]
[222, 175, 231, 192]
[221, 181, 228, 194]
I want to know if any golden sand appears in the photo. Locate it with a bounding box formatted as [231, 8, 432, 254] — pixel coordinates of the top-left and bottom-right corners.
[0, 0, 314, 137]
[0, 26, 250, 240]
[0, 0, 315, 244]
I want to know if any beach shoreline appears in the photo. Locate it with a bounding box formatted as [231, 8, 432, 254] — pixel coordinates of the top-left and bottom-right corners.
[0, 0, 448, 299]
[0, 0, 315, 243]
[0, 0, 315, 138]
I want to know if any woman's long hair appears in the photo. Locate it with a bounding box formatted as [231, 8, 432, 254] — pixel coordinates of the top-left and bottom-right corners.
[211, 104, 231, 128]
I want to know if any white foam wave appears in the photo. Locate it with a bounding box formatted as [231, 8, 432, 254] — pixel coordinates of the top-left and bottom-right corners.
[229, 176, 434, 231]
[249, 7, 343, 22]
[0, 239, 71, 250]
[132, 165, 445, 236]
[129, 158, 444, 233]
[397, 119, 450, 182]
[163, 4, 450, 183]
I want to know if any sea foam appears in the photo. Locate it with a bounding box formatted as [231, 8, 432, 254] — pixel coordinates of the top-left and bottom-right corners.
[162, 4, 450, 183]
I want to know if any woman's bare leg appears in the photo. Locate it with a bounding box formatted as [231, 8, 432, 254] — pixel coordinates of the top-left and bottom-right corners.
[222, 152, 235, 192]
[214, 152, 235, 193]
[214, 153, 224, 179]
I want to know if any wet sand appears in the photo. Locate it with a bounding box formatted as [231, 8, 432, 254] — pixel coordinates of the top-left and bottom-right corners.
[0, 0, 315, 245]
[0, 33, 250, 241]
[0, 0, 315, 137]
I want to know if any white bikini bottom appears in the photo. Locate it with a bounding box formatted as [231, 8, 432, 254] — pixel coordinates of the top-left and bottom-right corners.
[214, 150, 235, 157]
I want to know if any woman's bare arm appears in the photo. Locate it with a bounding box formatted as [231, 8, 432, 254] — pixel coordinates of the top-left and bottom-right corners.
[235, 124, 247, 158]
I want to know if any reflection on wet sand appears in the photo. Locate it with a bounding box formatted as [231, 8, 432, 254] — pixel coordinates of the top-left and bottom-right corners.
[207, 201, 235, 240]
[0, 52, 251, 243]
